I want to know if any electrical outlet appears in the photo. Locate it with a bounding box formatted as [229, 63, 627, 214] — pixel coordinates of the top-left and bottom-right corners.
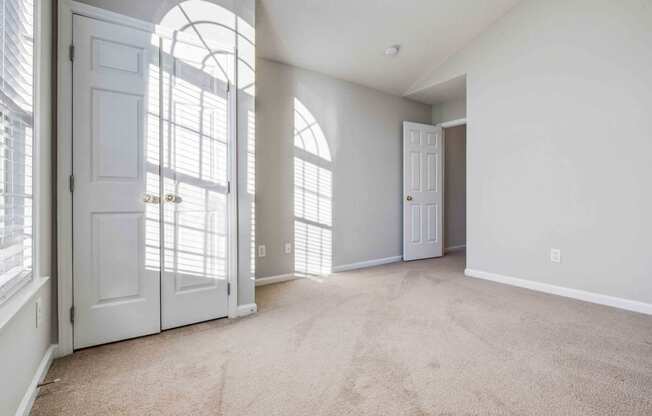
[284, 242, 292, 254]
[258, 245, 266, 258]
[35, 297, 42, 328]
[550, 248, 561, 264]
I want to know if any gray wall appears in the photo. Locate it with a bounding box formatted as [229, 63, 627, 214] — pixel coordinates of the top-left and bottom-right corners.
[432, 98, 466, 125]
[75, 0, 196, 23]
[256, 59, 431, 278]
[444, 125, 466, 249]
[0, 0, 55, 414]
[412, 0, 652, 304]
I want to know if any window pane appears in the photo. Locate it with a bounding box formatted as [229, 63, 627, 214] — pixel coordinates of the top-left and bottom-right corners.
[0, 0, 35, 302]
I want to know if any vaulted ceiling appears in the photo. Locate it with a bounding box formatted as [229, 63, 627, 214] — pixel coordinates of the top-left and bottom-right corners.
[256, 0, 522, 103]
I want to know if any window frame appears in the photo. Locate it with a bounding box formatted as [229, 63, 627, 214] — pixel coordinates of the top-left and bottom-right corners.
[0, 0, 38, 306]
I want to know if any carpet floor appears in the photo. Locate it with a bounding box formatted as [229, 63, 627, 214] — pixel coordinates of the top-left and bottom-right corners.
[32, 251, 652, 415]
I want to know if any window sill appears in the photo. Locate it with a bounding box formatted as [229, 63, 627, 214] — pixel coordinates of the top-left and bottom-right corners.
[0, 275, 50, 332]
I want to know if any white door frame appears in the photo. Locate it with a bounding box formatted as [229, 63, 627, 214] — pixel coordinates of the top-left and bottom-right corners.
[56, 0, 240, 356]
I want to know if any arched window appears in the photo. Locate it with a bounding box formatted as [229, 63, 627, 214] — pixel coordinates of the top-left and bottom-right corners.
[153, 1, 236, 280]
[160, 0, 255, 94]
[294, 99, 331, 162]
[159, 0, 236, 83]
[159, 0, 257, 280]
[294, 99, 332, 276]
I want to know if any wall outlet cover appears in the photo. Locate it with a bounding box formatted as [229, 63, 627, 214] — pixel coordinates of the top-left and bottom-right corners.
[258, 245, 266, 258]
[284, 242, 292, 254]
[550, 248, 561, 264]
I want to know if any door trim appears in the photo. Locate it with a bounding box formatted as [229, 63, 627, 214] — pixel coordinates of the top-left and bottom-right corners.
[437, 118, 467, 129]
[56, 0, 241, 356]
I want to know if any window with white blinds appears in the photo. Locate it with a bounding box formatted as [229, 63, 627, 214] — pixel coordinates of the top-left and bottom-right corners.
[0, 0, 35, 303]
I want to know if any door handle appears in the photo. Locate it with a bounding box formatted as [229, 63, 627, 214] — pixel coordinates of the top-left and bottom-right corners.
[143, 194, 160, 204]
[406, 195, 413, 201]
[164, 193, 183, 204]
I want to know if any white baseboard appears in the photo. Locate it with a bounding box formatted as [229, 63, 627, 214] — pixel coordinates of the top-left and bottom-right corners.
[234, 303, 257, 318]
[16, 344, 57, 416]
[333, 256, 403, 273]
[255, 274, 298, 287]
[445, 245, 466, 253]
[465, 269, 652, 316]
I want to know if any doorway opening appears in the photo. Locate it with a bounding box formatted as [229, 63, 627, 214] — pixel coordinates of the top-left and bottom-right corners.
[401, 119, 466, 262]
[443, 123, 466, 255]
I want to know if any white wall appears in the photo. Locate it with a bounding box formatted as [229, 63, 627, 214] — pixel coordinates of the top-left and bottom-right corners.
[413, 0, 652, 305]
[0, 281, 52, 416]
[0, 0, 55, 414]
[432, 98, 466, 125]
[255, 59, 431, 278]
[73, 0, 185, 22]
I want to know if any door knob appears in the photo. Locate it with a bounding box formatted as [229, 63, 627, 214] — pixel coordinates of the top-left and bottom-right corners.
[165, 193, 183, 203]
[406, 195, 413, 201]
[143, 194, 160, 204]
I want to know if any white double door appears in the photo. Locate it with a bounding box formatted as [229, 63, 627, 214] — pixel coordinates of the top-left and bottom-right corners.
[72, 15, 232, 349]
[403, 122, 444, 261]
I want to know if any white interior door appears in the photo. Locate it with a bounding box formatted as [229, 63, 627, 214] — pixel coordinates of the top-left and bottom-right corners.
[159, 35, 232, 329]
[73, 15, 233, 346]
[403, 122, 444, 261]
[72, 15, 160, 348]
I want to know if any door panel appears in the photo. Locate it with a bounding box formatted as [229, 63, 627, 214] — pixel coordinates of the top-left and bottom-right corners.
[92, 89, 143, 180]
[93, 213, 144, 303]
[411, 205, 421, 243]
[93, 38, 143, 74]
[403, 122, 443, 261]
[73, 15, 160, 349]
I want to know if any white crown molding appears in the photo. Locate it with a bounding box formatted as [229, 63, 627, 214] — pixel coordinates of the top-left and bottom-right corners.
[437, 118, 467, 128]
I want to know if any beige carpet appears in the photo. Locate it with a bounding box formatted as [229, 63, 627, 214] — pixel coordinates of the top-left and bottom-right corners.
[33, 251, 652, 415]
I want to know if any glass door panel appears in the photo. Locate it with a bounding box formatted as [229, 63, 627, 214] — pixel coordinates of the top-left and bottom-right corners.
[159, 32, 234, 329]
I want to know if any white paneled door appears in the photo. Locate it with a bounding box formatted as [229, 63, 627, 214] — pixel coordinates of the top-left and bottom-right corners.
[72, 15, 232, 348]
[72, 16, 160, 348]
[159, 36, 231, 330]
[403, 122, 443, 261]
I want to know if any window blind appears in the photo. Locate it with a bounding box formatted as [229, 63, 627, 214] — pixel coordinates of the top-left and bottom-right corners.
[0, 0, 35, 302]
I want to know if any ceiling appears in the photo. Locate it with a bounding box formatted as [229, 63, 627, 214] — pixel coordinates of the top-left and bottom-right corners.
[405, 75, 466, 105]
[256, 0, 521, 104]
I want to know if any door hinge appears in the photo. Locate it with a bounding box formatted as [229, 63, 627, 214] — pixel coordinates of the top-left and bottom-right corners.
[69, 306, 75, 324]
[69, 44, 75, 62]
[227, 283, 231, 296]
[69, 174, 75, 192]
[227, 181, 231, 194]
